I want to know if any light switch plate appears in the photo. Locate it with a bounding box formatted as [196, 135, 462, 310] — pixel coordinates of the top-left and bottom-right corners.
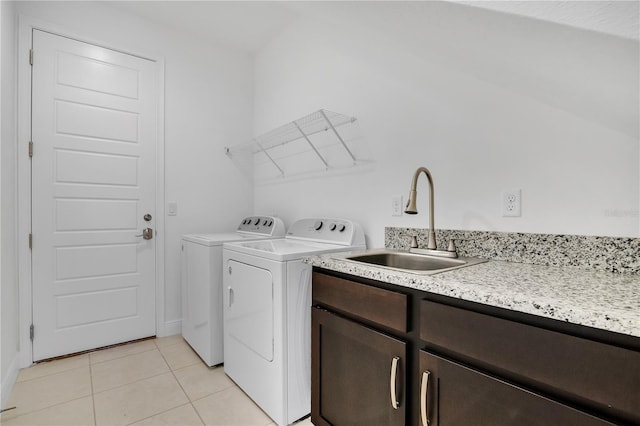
[168, 202, 178, 216]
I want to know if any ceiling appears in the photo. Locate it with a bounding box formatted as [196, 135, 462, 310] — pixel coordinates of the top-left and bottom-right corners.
[457, 0, 639, 41]
[106, 1, 639, 54]
[107, 1, 301, 53]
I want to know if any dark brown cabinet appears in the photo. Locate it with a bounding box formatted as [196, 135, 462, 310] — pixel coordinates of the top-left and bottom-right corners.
[311, 270, 640, 426]
[418, 351, 614, 426]
[419, 299, 640, 424]
[312, 308, 407, 426]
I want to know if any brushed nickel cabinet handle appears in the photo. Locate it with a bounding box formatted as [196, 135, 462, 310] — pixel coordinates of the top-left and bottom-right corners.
[420, 371, 431, 426]
[390, 356, 400, 409]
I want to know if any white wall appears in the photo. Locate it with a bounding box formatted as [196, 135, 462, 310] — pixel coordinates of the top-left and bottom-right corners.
[253, 2, 639, 247]
[1, 0, 19, 407]
[9, 1, 254, 336]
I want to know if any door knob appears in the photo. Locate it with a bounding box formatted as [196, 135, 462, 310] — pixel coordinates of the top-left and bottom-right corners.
[136, 228, 153, 240]
[144, 214, 152, 222]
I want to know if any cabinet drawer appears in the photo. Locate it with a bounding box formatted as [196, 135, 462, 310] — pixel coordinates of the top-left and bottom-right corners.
[419, 350, 615, 426]
[420, 300, 640, 424]
[312, 272, 407, 333]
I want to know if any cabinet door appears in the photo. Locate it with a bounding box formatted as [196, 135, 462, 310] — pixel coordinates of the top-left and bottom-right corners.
[420, 300, 640, 423]
[312, 307, 406, 426]
[418, 351, 615, 426]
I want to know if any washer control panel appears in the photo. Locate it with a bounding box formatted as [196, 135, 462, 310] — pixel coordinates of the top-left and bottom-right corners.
[286, 218, 365, 246]
[237, 216, 285, 236]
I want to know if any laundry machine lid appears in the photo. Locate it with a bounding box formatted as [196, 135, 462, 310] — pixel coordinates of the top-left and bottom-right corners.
[224, 238, 365, 261]
[182, 216, 286, 246]
[182, 232, 273, 247]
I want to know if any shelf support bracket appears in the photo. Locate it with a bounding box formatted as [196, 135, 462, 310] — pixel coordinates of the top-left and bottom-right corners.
[319, 109, 356, 164]
[293, 120, 329, 170]
[255, 139, 285, 176]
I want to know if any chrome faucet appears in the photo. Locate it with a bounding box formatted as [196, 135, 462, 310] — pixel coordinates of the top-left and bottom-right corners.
[405, 166, 457, 258]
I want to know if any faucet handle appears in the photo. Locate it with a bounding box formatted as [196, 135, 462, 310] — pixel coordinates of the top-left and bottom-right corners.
[447, 239, 457, 253]
[410, 235, 419, 249]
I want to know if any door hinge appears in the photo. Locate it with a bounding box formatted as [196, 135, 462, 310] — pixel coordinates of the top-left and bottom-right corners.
[28, 141, 33, 158]
[29, 49, 33, 66]
[30, 324, 34, 341]
[29, 233, 32, 249]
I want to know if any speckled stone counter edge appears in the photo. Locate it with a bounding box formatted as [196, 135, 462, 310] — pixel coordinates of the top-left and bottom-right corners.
[306, 255, 640, 338]
[385, 227, 640, 274]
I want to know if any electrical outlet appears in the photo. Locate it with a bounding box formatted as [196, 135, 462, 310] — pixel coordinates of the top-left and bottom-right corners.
[502, 190, 521, 217]
[392, 195, 403, 216]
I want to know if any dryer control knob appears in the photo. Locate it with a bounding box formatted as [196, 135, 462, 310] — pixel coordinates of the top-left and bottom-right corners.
[314, 221, 323, 231]
[329, 223, 337, 231]
[338, 224, 346, 232]
[263, 219, 268, 226]
[253, 218, 260, 225]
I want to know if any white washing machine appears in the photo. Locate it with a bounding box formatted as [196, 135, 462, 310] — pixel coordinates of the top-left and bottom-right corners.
[181, 216, 285, 366]
[222, 218, 366, 426]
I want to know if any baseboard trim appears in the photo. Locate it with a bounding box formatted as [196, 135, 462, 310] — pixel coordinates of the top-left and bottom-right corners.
[1, 354, 20, 410]
[160, 319, 182, 337]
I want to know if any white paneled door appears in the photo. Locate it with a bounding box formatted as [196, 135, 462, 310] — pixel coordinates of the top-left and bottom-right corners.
[31, 30, 157, 361]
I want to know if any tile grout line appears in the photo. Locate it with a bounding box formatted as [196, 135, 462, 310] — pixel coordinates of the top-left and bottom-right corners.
[0, 395, 92, 424]
[90, 358, 172, 397]
[90, 339, 199, 396]
[18, 340, 159, 385]
[153, 336, 185, 351]
[187, 371, 237, 405]
[7, 339, 201, 426]
[154, 338, 203, 375]
[20, 337, 159, 384]
[186, 378, 275, 426]
[95, 339, 191, 426]
[14, 355, 90, 384]
[1, 362, 94, 423]
[154, 339, 207, 426]
[89, 346, 158, 367]
[89, 356, 98, 426]
[123, 402, 196, 426]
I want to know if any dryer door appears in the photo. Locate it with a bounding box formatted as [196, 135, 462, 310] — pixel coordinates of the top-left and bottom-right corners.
[225, 260, 274, 361]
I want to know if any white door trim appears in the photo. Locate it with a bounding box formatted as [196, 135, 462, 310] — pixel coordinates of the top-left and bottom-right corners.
[17, 14, 166, 368]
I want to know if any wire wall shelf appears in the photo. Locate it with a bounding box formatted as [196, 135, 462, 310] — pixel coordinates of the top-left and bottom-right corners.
[225, 109, 361, 181]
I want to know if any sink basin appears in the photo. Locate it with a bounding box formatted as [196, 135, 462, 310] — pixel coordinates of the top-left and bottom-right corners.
[341, 250, 487, 275]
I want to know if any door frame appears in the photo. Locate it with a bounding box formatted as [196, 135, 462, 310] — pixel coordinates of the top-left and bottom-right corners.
[17, 15, 166, 368]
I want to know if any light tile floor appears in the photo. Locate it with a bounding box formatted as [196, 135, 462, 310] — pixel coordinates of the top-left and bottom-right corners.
[1, 336, 313, 426]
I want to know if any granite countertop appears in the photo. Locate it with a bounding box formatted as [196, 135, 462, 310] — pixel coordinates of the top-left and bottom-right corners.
[305, 251, 640, 339]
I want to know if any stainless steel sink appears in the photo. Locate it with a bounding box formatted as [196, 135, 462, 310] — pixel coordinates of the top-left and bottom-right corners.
[341, 250, 487, 275]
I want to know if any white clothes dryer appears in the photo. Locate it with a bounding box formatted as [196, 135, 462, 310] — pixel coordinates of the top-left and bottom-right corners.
[181, 216, 285, 366]
[222, 218, 366, 426]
